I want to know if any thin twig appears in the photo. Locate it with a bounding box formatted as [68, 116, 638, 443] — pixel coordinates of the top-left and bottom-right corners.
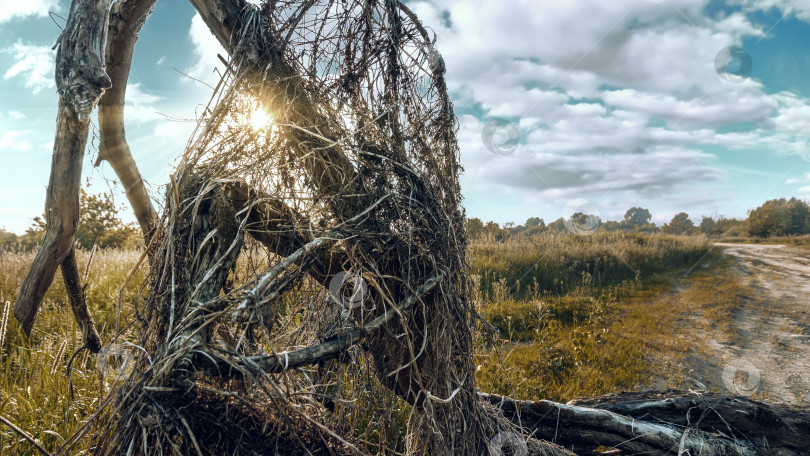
[0, 414, 52, 456]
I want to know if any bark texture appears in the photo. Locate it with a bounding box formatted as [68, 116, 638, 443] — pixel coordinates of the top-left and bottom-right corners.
[15, 0, 113, 335]
[487, 390, 810, 455]
[97, 0, 159, 242]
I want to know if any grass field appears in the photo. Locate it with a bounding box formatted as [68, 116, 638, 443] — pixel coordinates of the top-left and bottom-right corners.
[0, 248, 144, 455]
[0, 231, 733, 454]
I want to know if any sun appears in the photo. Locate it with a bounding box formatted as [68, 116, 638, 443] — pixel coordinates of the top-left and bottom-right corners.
[249, 107, 273, 131]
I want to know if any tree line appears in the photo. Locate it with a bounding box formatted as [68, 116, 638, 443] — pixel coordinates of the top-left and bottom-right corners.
[467, 197, 810, 240]
[4, 194, 809, 249]
[0, 187, 140, 250]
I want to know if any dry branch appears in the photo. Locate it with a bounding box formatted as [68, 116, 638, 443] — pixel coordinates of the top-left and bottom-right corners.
[61, 248, 102, 353]
[97, 0, 159, 242]
[15, 0, 113, 335]
[202, 273, 443, 376]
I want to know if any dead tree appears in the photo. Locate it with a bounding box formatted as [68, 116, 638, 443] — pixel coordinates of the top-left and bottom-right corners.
[15, 0, 810, 455]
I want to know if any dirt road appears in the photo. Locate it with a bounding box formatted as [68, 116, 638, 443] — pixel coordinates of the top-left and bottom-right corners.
[687, 243, 810, 404]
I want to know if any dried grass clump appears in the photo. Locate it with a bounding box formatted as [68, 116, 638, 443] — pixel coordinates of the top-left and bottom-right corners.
[88, 1, 523, 454]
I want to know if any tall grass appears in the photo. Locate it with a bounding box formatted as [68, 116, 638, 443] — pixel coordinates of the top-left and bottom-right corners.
[470, 231, 710, 298]
[0, 232, 715, 453]
[471, 232, 716, 403]
[0, 248, 144, 455]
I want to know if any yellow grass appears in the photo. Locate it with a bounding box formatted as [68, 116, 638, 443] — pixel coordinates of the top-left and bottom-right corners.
[0, 248, 144, 455]
[1, 232, 737, 454]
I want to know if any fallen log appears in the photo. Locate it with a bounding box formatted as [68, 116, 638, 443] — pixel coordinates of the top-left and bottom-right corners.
[485, 390, 810, 455]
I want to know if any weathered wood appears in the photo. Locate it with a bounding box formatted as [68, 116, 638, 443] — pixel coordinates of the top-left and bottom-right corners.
[16, 102, 90, 335]
[15, 0, 113, 335]
[55, 0, 115, 119]
[61, 248, 102, 353]
[188, 0, 360, 220]
[486, 390, 810, 455]
[201, 273, 442, 376]
[182, 4, 550, 455]
[223, 182, 348, 284]
[97, 0, 159, 242]
[568, 390, 810, 453]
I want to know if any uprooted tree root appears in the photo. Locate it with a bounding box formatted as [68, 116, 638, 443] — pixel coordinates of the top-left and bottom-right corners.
[16, 0, 810, 454]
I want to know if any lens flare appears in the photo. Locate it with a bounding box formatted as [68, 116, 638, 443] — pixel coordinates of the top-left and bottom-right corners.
[249, 107, 273, 131]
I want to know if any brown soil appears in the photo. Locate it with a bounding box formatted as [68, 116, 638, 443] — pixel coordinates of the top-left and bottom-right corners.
[674, 243, 810, 404]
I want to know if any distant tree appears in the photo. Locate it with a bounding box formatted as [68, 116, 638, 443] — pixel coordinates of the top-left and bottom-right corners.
[636, 222, 660, 234]
[24, 188, 139, 249]
[568, 211, 601, 233]
[17, 217, 47, 250]
[699, 216, 717, 236]
[786, 197, 810, 234]
[0, 228, 17, 248]
[547, 217, 567, 232]
[466, 217, 485, 239]
[714, 217, 745, 237]
[663, 212, 695, 235]
[746, 198, 810, 237]
[525, 217, 544, 228]
[600, 220, 623, 231]
[624, 207, 652, 228]
[523, 224, 547, 236]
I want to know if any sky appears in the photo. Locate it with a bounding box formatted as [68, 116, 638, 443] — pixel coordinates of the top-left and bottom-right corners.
[1, 0, 810, 233]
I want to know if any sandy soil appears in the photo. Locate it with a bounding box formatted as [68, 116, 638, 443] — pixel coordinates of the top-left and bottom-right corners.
[679, 243, 810, 404]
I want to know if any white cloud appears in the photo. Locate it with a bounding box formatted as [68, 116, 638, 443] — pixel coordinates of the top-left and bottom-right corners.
[3, 42, 55, 93]
[8, 110, 26, 119]
[0, 0, 60, 22]
[185, 13, 226, 86]
[401, 0, 810, 223]
[726, 0, 810, 24]
[124, 83, 163, 124]
[0, 131, 32, 151]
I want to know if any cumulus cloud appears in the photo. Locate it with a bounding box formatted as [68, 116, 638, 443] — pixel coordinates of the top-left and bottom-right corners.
[185, 13, 226, 86]
[0, 0, 59, 22]
[3, 42, 55, 93]
[124, 83, 163, 124]
[0, 130, 32, 151]
[404, 0, 810, 221]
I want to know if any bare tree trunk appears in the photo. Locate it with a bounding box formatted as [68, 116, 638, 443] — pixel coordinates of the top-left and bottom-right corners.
[16, 108, 95, 335]
[14, 0, 160, 336]
[97, 0, 159, 243]
[15, 0, 113, 335]
[61, 248, 102, 352]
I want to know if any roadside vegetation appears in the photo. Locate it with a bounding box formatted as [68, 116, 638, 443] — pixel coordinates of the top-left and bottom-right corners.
[0, 192, 802, 453]
[468, 231, 747, 403]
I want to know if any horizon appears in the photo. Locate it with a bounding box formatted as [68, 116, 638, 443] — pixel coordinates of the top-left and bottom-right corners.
[2, 0, 810, 234]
